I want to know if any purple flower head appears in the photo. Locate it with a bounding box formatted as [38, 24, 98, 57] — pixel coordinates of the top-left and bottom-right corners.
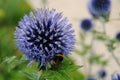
[112, 73, 120, 80]
[116, 32, 120, 40]
[80, 18, 93, 31]
[98, 69, 107, 78]
[88, 0, 111, 21]
[14, 8, 75, 69]
[86, 77, 96, 80]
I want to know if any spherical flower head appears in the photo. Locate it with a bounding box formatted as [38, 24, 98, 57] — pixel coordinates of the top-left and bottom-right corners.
[116, 32, 120, 40]
[14, 8, 75, 69]
[88, 0, 111, 21]
[86, 77, 96, 80]
[80, 18, 93, 31]
[98, 69, 107, 78]
[112, 73, 120, 80]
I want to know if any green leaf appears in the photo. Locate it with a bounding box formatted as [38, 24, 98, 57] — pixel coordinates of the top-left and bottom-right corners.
[58, 71, 74, 80]
[40, 70, 57, 80]
[61, 65, 81, 72]
[95, 35, 106, 41]
[40, 58, 81, 80]
[20, 71, 41, 80]
[20, 71, 34, 80]
[1, 55, 28, 72]
[20, 55, 26, 61]
[101, 60, 108, 66]
[2, 56, 16, 64]
[69, 71, 85, 80]
[102, 13, 110, 22]
[91, 30, 103, 34]
[59, 58, 81, 71]
[107, 39, 117, 51]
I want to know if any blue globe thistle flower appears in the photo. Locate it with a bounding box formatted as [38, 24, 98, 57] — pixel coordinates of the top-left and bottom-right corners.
[80, 18, 93, 31]
[112, 73, 120, 80]
[88, 0, 111, 21]
[86, 77, 96, 80]
[98, 69, 107, 78]
[116, 32, 120, 40]
[14, 9, 75, 69]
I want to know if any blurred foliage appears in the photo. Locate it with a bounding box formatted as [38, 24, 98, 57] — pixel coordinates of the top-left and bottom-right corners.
[0, 0, 31, 26]
[0, 0, 31, 80]
[20, 58, 83, 80]
[89, 54, 108, 66]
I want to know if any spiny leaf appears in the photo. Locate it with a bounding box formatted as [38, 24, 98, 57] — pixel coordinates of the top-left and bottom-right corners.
[69, 71, 85, 80]
[20, 71, 41, 80]
[58, 71, 74, 80]
[40, 70, 55, 79]
[20, 71, 34, 80]
[40, 58, 81, 80]
[60, 65, 81, 72]
[3, 56, 28, 72]
[2, 56, 16, 64]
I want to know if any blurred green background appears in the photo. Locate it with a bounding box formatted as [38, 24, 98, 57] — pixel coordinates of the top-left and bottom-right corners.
[0, 0, 31, 80]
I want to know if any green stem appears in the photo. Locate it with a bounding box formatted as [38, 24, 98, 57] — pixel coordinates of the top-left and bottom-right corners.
[88, 32, 95, 76]
[110, 49, 120, 66]
[80, 32, 88, 76]
[101, 18, 120, 67]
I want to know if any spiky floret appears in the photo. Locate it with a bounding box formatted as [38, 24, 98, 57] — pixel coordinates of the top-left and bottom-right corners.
[14, 8, 75, 69]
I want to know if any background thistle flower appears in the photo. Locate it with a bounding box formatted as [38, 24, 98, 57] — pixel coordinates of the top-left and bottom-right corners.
[116, 32, 120, 40]
[98, 69, 107, 78]
[14, 8, 75, 69]
[88, 0, 111, 21]
[112, 73, 120, 80]
[86, 77, 96, 80]
[80, 18, 93, 32]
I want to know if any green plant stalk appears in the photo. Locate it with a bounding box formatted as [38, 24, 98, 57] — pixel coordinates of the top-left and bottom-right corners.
[88, 32, 95, 76]
[101, 18, 120, 67]
[80, 32, 88, 76]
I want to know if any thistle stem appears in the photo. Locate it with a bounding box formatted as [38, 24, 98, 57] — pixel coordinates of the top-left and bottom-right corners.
[110, 49, 120, 66]
[88, 32, 95, 76]
[80, 32, 88, 75]
[101, 18, 120, 67]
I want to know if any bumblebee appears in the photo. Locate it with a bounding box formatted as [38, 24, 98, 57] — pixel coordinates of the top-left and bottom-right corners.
[51, 53, 64, 69]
